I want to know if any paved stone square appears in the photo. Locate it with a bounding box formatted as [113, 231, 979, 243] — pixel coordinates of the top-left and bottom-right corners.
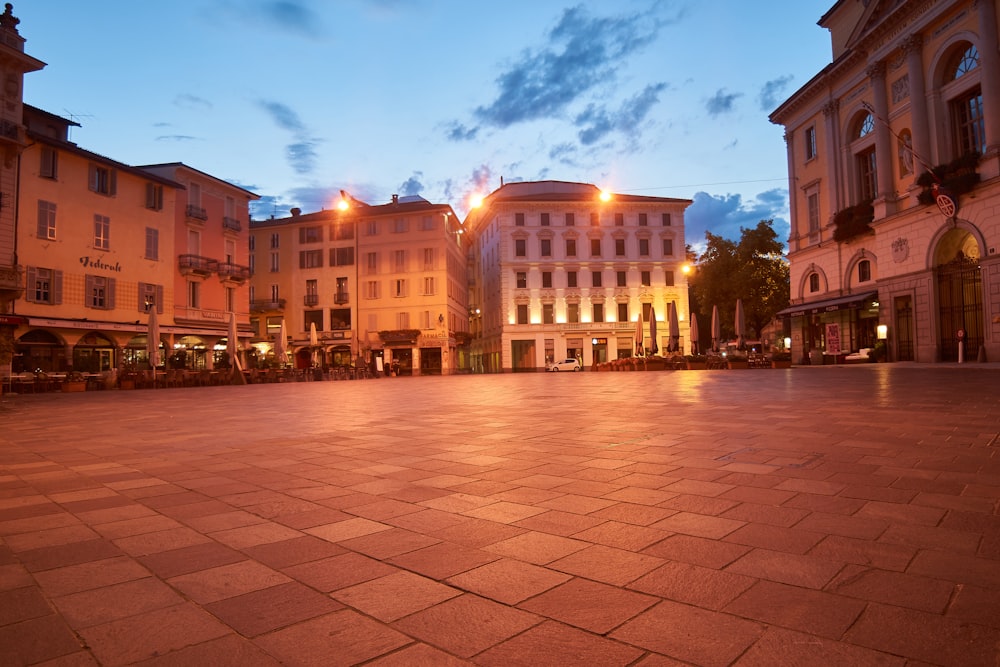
[1, 365, 999, 666]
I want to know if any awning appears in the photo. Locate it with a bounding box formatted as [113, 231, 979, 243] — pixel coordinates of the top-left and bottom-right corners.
[776, 291, 878, 318]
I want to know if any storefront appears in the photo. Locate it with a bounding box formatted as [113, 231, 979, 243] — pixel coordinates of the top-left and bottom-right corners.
[777, 291, 879, 364]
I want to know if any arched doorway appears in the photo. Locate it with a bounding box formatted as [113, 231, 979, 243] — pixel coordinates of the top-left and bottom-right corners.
[14, 329, 65, 372]
[935, 228, 983, 361]
[73, 332, 115, 372]
[171, 336, 209, 369]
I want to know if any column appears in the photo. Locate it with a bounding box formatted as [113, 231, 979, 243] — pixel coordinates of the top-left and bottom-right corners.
[783, 130, 799, 250]
[867, 61, 895, 201]
[822, 99, 842, 213]
[901, 34, 931, 170]
[976, 0, 1000, 153]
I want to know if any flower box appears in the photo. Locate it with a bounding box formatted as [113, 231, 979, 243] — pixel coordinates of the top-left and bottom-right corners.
[61, 381, 87, 392]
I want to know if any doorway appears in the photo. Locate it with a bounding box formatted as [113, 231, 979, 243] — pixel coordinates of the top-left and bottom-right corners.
[935, 230, 983, 361]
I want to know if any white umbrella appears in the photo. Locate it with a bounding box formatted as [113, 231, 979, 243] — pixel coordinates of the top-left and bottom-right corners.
[735, 298, 747, 351]
[648, 307, 658, 355]
[667, 301, 680, 353]
[275, 319, 288, 367]
[690, 313, 700, 356]
[309, 322, 319, 368]
[711, 305, 721, 353]
[634, 308, 644, 356]
[146, 306, 160, 388]
[228, 312, 246, 385]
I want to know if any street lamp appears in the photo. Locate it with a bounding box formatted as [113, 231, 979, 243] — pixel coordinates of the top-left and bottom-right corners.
[876, 324, 888, 363]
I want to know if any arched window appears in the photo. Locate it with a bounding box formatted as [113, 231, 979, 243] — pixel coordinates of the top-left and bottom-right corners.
[858, 259, 871, 283]
[951, 44, 979, 80]
[857, 113, 875, 139]
[946, 43, 985, 156]
[808, 273, 820, 293]
[852, 112, 877, 202]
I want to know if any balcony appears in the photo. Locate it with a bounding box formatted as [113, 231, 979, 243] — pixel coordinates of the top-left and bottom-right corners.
[185, 204, 208, 222]
[0, 119, 22, 145]
[304, 294, 319, 307]
[217, 262, 251, 285]
[178, 254, 218, 277]
[250, 299, 286, 313]
[334, 291, 350, 305]
[0, 264, 23, 301]
[222, 216, 242, 232]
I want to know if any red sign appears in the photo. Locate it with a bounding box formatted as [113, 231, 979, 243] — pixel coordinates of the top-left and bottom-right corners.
[0, 315, 26, 325]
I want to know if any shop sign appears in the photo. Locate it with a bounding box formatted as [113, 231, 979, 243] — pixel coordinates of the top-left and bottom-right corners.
[0, 315, 26, 325]
[79, 256, 122, 272]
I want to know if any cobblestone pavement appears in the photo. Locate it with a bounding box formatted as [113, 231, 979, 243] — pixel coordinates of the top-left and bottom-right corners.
[1, 365, 999, 666]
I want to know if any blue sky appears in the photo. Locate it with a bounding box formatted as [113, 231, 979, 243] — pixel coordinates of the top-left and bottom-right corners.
[18, 1, 834, 249]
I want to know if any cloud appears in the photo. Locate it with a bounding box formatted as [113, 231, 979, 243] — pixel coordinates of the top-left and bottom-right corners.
[173, 94, 212, 110]
[451, 3, 670, 140]
[261, 0, 322, 36]
[155, 134, 200, 142]
[574, 82, 667, 146]
[257, 100, 320, 175]
[444, 121, 478, 142]
[684, 190, 789, 252]
[399, 172, 424, 196]
[758, 75, 793, 111]
[705, 89, 743, 117]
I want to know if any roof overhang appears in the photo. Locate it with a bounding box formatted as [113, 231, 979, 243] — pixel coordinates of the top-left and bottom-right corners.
[776, 291, 878, 318]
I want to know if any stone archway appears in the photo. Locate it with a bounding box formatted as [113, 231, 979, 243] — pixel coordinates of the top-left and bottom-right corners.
[935, 228, 983, 361]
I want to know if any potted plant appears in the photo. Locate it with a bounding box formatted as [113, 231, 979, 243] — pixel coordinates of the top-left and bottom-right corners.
[770, 351, 792, 369]
[61, 371, 87, 392]
[727, 352, 749, 369]
[684, 354, 707, 370]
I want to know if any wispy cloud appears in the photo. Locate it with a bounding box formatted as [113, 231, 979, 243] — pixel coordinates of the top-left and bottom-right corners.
[155, 134, 200, 142]
[758, 75, 793, 111]
[216, 0, 323, 38]
[574, 82, 667, 147]
[257, 100, 320, 174]
[705, 89, 743, 117]
[173, 94, 212, 111]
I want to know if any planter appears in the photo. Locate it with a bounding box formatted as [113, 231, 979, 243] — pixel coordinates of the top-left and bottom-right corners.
[728, 360, 749, 370]
[771, 361, 792, 369]
[119, 379, 136, 390]
[645, 359, 667, 371]
[61, 381, 87, 392]
[686, 362, 707, 370]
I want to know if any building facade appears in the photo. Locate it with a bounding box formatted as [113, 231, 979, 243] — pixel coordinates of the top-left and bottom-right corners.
[463, 181, 692, 372]
[771, 0, 1000, 363]
[248, 194, 470, 375]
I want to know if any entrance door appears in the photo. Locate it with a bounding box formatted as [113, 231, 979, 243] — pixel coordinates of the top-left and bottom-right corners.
[420, 348, 442, 374]
[894, 296, 914, 361]
[511, 340, 536, 372]
[937, 255, 983, 361]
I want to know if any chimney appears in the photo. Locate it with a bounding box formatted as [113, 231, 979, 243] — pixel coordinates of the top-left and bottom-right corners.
[290, 207, 301, 217]
[392, 194, 399, 205]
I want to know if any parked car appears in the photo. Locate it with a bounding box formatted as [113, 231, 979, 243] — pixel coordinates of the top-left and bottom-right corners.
[547, 358, 581, 372]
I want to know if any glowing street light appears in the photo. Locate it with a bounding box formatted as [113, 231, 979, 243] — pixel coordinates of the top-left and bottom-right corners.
[599, 189, 611, 202]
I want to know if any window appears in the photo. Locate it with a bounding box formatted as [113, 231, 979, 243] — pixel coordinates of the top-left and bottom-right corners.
[188, 280, 200, 308]
[306, 279, 318, 297]
[88, 164, 116, 195]
[515, 212, 525, 226]
[857, 146, 877, 202]
[145, 227, 159, 261]
[517, 304, 529, 324]
[393, 249, 406, 271]
[248, 254, 255, 273]
[37, 200, 56, 240]
[366, 280, 380, 299]
[94, 215, 110, 250]
[515, 239, 526, 257]
[542, 271, 553, 288]
[543, 303, 554, 324]
[809, 273, 820, 292]
[565, 212, 575, 226]
[566, 239, 577, 257]
[336, 277, 349, 303]
[330, 307, 351, 329]
[615, 239, 625, 256]
[638, 213, 648, 226]
[423, 247, 435, 270]
[396, 312, 410, 329]
[330, 246, 354, 266]
[393, 279, 407, 297]
[420, 310, 432, 329]
[393, 218, 408, 233]
[333, 222, 354, 240]
[249, 235, 256, 252]
[86, 275, 115, 310]
[952, 89, 985, 156]
[662, 213, 672, 226]
[25, 267, 61, 304]
[568, 303, 580, 323]
[303, 310, 323, 333]
[299, 249, 323, 268]
[593, 303, 604, 322]
[366, 252, 378, 274]
[40, 146, 58, 179]
[567, 271, 578, 288]
[807, 191, 820, 239]
[541, 239, 551, 257]
[139, 283, 163, 313]
[617, 303, 628, 322]
[145, 183, 163, 210]
[639, 238, 649, 256]
[592, 271, 602, 287]
[423, 277, 435, 295]
[665, 270, 674, 286]
[299, 226, 322, 243]
[662, 238, 673, 256]
[805, 126, 817, 160]
[616, 271, 626, 287]
[516, 272, 527, 288]
[641, 270, 651, 286]
[540, 213, 550, 226]
[858, 259, 871, 283]
[270, 252, 279, 272]
[366, 220, 379, 236]
[590, 239, 601, 256]
[420, 216, 435, 231]
[614, 213, 624, 226]
[270, 233, 279, 249]
[590, 212, 599, 226]
[270, 284, 279, 302]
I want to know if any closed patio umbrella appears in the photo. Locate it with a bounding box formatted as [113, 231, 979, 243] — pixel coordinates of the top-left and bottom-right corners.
[228, 312, 246, 385]
[309, 322, 320, 368]
[735, 298, 747, 351]
[711, 305, 721, 353]
[275, 319, 288, 367]
[146, 306, 160, 388]
[648, 307, 658, 355]
[634, 308, 644, 356]
[667, 302, 680, 353]
[689, 313, 700, 356]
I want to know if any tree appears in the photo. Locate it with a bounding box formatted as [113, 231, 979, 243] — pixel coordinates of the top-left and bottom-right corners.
[689, 220, 789, 341]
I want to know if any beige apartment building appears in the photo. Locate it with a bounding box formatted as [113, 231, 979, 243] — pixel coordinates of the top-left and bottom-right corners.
[463, 180, 692, 373]
[248, 195, 470, 375]
[771, 0, 1000, 363]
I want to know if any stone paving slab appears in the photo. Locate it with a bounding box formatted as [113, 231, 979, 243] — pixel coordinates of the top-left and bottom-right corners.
[0, 365, 999, 665]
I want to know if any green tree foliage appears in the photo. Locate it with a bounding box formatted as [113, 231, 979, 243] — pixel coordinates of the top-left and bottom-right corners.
[689, 220, 789, 341]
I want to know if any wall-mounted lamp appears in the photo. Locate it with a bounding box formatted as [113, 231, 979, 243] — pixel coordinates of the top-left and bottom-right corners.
[438, 313, 444, 324]
[876, 324, 888, 340]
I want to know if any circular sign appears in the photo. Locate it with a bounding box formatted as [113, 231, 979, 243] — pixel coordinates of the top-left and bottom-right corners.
[957, 329, 965, 340]
[936, 192, 957, 218]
